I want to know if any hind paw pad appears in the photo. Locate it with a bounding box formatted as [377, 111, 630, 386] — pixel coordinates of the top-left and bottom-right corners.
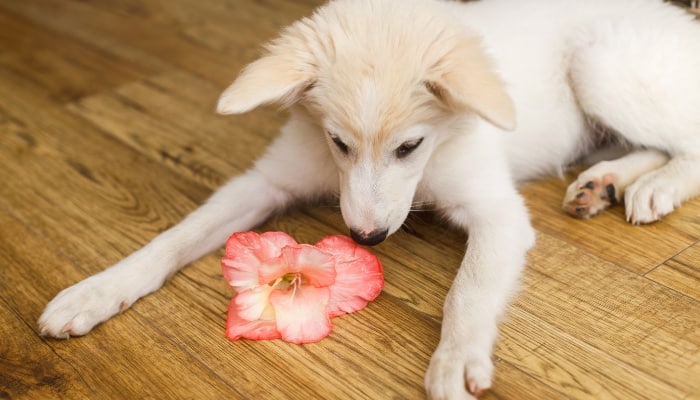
[564, 174, 619, 218]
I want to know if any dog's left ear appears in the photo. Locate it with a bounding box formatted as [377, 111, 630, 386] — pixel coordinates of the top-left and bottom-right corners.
[425, 34, 516, 131]
[217, 26, 316, 115]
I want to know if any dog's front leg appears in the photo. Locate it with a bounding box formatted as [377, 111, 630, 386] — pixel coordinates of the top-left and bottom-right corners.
[39, 115, 336, 338]
[425, 192, 535, 399]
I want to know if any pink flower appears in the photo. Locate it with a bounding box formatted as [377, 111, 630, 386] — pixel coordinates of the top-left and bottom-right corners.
[221, 231, 383, 344]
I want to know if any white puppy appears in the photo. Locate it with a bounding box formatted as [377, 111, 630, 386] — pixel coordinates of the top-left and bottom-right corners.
[39, 0, 700, 398]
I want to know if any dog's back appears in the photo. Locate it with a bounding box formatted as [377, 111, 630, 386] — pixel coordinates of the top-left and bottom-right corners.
[449, 0, 700, 181]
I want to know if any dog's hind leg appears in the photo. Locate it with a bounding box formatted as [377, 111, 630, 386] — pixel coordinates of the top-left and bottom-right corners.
[39, 114, 337, 338]
[563, 149, 669, 218]
[568, 15, 700, 223]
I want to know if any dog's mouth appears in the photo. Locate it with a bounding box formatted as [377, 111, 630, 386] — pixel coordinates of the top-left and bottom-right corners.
[349, 228, 389, 246]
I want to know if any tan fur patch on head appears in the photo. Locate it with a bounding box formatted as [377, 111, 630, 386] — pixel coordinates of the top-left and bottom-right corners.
[305, 71, 442, 157]
[297, 0, 513, 154]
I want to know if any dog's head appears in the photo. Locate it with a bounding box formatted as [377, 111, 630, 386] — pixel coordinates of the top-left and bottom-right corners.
[217, 0, 514, 245]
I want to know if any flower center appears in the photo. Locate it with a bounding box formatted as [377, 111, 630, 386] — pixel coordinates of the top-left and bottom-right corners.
[271, 272, 304, 294]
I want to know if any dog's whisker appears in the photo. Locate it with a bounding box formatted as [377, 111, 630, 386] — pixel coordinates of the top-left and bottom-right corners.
[409, 201, 435, 212]
[400, 221, 419, 236]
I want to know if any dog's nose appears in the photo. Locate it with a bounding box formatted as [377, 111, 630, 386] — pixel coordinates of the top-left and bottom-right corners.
[349, 228, 388, 246]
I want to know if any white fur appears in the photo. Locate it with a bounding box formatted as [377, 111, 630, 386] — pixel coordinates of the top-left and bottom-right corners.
[39, 1, 700, 399]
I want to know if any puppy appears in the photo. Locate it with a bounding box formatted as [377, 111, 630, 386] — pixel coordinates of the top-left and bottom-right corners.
[39, 0, 700, 398]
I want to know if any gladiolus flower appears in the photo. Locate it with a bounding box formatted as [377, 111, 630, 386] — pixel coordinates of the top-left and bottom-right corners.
[221, 231, 383, 344]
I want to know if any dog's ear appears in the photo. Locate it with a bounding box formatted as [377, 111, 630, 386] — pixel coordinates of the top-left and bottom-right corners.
[425, 35, 516, 131]
[217, 28, 315, 115]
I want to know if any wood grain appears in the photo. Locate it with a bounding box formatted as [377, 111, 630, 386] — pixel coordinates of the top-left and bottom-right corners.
[1, 1, 699, 399]
[648, 243, 700, 301]
[521, 175, 700, 274]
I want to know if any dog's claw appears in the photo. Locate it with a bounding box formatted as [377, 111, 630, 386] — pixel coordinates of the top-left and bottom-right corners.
[467, 379, 485, 397]
[61, 324, 73, 338]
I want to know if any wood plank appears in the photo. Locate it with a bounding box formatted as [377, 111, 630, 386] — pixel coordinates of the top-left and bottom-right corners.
[521, 174, 700, 274]
[0, 0, 300, 87]
[0, 61, 249, 398]
[0, 4, 171, 77]
[65, 71, 282, 188]
[0, 67, 210, 266]
[0, 211, 244, 399]
[647, 243, 700, 301]
[121, 70, 288, 142]
[490, 360, 568, 400]
[497, 309, 685, 400]
[515, 232, 700, 397]
[0, 10, 151, 103]
[84, 0, 320, 34]
[0, 296, 93, 400]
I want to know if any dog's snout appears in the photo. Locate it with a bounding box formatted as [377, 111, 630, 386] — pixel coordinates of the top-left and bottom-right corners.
[349, 228, 389, 246]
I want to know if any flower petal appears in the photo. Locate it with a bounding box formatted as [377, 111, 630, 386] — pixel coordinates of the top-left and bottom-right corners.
[269, 285, 332, 344]
[316, 235, 384, 317]
[259, 231, 298, 251]
[261, 244, 336, 287]
[225, 297, 280, 341]
[221, 247, 262, 292]
[234, 285, 274, 321]
[222, 231, 297, 291]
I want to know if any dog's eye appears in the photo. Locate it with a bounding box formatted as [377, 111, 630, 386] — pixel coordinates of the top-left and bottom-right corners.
[395, 138, 424, 159]
[330, 135, 349, 155]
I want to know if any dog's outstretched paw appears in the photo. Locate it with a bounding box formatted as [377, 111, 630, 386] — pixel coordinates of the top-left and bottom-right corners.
[38, 274, 129, 338]
[624, 172, 676, 224]
[425, 348, 492, 400]
[563, 173, 619, 218]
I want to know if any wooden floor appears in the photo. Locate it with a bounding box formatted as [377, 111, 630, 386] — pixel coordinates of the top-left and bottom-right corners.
[1, 1, 699, 399]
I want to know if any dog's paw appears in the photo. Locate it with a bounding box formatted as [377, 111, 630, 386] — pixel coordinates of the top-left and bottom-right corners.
[425, 347, 492, 400]
[563, 173, 619, 218]
[38, 274, 130, 338]
[624, 172, 676, 224]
